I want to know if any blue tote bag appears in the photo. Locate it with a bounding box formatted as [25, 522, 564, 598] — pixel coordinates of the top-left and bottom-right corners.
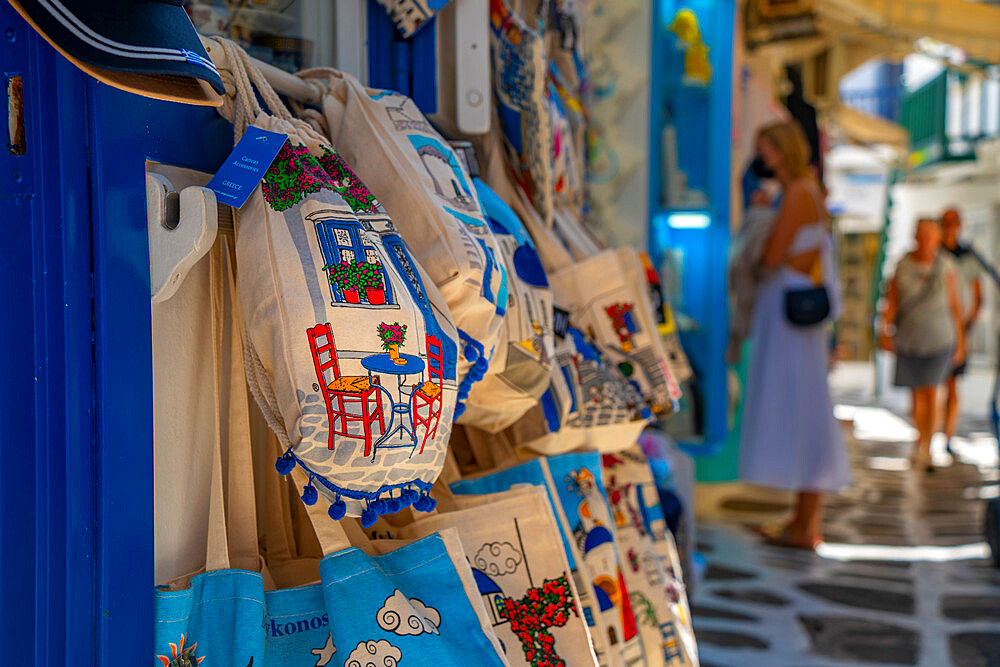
[155, 243, 508, 667]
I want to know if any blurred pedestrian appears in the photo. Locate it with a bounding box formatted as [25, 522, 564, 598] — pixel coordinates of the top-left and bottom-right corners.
[739, 121, 849, 550]
[879, 218, 966, 472]
[940, 208, 983, 458]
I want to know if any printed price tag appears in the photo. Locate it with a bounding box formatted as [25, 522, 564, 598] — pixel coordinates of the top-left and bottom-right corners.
[207, 126, 287, 208]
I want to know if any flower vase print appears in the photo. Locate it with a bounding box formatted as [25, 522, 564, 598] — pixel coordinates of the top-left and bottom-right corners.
[378, 322, 408, 365]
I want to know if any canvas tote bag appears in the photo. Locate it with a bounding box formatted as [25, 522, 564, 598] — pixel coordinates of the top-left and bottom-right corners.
[452, 454, 647, 667]
[155, 239, 328, 665]
[601, 449, 699, 667]
[547, 246, 681, 418]
[396, 485, 600, 667]
[298, 67, 510, 420]
[215, 39, 459, 527]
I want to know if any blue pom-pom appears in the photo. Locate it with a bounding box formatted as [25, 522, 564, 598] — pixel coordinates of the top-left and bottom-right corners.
[464, 344, 479, 362]
[386, 497, 403, 514]
[274, 454, 295, 475]
[457, 387, 469, 400]
[301, 483, 318, 506]
[371, 498, 389, 515]
[414, 493, 438, 513]
[641, 407, 653, 419]
[475, 357, 489, 372]
[454, 403, 466, 418]
[360, 507, 378, 528]
[401, 489, 419, 506]
[328, 499, 347, 520]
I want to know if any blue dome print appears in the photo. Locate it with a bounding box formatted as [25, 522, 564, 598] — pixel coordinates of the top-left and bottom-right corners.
[583, 526, 614, 553]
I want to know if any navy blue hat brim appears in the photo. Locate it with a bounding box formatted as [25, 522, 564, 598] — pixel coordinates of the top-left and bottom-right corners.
[10, 0, 225, 104]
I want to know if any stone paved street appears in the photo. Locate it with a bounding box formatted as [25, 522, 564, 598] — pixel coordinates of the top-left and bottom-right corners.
[690, 363, 1000, 666]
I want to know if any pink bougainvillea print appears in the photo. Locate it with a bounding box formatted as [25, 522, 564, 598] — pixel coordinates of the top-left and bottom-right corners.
[261, 141, 336, 212]
[317, 147, 381, 214]
[497, 575, 577, 667]
[156, 634, 205, 666]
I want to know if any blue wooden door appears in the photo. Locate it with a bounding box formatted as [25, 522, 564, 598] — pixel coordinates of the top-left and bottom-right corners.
[0, 5, 232, 663]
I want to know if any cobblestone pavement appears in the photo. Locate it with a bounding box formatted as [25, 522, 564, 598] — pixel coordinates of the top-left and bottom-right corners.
[690, 363, 1000, 666]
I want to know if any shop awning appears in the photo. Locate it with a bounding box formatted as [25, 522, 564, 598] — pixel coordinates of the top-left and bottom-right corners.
[826, 103, 910, 147]
[816, 0, 1000, 65]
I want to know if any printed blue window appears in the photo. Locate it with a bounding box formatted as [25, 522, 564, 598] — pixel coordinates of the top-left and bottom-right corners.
[314, 219, 395, 306]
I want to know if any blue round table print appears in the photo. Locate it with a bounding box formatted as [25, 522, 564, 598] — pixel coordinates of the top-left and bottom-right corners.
[362, 353, 424, 375]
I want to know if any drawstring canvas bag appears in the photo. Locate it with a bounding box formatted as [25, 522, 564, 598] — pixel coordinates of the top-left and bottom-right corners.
[300, 67, 510, 421]
[461, 177, 556, 432]
[216, 40, 458, 526]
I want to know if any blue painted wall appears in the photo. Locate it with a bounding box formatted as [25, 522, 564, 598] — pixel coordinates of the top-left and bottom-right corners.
[648, 0, 736, 480]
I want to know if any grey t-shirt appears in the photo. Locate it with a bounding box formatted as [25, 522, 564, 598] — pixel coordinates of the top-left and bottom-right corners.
[894, 252, 958, 356]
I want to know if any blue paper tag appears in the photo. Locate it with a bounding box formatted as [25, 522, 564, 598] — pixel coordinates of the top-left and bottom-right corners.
[207, 126, 288, 208]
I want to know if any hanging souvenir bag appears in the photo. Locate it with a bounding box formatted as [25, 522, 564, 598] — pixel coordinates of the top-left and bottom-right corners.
[639, 252, 693, 385]
[461, 177, 557, 432]
[298, 67, 509, 421]
[452, 453, 647, 667]
[397, 485, 600, 667]
[601, 448, 699, 667]
[214, 39, 459, 526]
[153, 208, 507, 667]
[547, 246, 681, 417]
[489, 0, 556, 226]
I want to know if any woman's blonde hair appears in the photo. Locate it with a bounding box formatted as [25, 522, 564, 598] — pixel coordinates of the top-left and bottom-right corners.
[759, 121, 812, 180]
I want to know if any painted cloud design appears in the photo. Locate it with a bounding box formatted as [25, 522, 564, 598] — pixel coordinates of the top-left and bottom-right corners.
[345, 639, 401, 667]
[376, 589, 441, 636]
[474, 541, 523, 576]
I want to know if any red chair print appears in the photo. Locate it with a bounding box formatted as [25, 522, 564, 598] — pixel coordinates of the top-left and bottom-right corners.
[307, 324, 385, 456]
[410, 335, 444, 455]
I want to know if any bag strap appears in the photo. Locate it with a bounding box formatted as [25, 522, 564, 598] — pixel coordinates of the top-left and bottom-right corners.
[204, 240, 259, 572]
[220, 238, 260, 571]
[288, 465, 353, 556]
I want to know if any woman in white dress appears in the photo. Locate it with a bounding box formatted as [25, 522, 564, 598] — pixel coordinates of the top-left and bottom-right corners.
[739, 121, 851, 550]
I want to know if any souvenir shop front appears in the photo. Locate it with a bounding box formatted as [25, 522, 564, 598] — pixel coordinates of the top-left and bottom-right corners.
[0, 0, 733, 664]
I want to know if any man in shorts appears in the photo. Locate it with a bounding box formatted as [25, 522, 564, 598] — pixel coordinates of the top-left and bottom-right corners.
[941, 208, 983, 457]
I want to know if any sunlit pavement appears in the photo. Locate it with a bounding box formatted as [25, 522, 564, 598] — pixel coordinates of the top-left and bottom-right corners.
[690, 362, 1000, 666]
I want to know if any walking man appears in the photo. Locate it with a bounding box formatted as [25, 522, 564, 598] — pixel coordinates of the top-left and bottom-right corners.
[940, 208, 983, 457]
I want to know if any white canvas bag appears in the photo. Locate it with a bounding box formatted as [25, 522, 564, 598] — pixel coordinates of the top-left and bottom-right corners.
[216, 40, 459, 527]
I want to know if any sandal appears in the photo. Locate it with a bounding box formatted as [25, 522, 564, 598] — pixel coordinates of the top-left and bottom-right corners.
[762, 529, 820, 551]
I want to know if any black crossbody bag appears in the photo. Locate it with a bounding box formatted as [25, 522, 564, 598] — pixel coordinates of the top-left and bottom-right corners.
[784, 185, 831, 327]
[785, 249, 830, 327]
